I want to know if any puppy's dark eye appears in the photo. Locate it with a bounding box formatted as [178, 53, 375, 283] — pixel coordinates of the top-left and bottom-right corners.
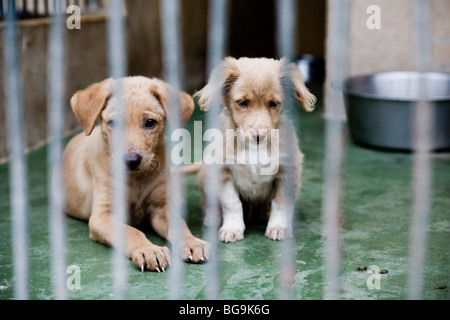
[237, 100, 249, 108]
[269, 101, 280, 109]
[144, 119, 157, 129]
[108, 119, 116, 128]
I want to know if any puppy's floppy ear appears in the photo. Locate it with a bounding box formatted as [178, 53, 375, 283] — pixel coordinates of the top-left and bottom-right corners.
[194, 57, 239, 111]
[283, 61, 316, 112]
[150, 79, 195, 125]
[70, 78, 113, 135]
[178, 91, 195, 124]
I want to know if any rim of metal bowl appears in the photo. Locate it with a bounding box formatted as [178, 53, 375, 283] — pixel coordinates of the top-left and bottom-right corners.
[343, 71, 450, 102]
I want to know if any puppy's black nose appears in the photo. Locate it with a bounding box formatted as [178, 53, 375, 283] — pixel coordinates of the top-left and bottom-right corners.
[124, 153, 142, 171]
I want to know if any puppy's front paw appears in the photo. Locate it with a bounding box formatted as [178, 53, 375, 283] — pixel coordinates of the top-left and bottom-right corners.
[183, 236, 211, 263]
[131, 245, 171, 272]
[265, 226, 292, 241]
[219, 225, 245, 243]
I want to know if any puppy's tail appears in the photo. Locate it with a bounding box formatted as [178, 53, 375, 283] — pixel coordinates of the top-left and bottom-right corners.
[180, 163, 202, 175]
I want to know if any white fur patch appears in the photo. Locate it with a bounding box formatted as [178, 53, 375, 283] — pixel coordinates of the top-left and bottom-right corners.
[265, 201, 293, 240]
[219, 180, 245, 242]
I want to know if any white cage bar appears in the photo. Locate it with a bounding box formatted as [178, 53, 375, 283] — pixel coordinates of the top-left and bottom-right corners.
[47, 0, 67, 300]
[3, 0, 29, 300]
[408, 0, 433, 300]
[107, 0, 128, 300]
[275, 0, 298, 300]
[203, 0, 229, 300]
[322, 0, 350, 300]
[159, 0, 186, 300]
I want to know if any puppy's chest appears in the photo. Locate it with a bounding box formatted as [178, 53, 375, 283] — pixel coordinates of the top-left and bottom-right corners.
[229, 163, 275, 201]
[127, 183, 155, 223]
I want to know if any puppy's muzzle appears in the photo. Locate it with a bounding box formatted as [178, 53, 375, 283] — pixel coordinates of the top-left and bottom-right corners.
[124, 153, 142, 171]
[250, 129, 268, 144]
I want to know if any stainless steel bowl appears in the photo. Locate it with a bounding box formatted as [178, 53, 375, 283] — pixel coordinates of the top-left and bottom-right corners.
[344, 71, 450, 151]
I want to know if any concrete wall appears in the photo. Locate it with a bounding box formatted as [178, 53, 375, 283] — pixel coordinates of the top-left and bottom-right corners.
[126, 0, 326, 89]
[0, 14, 108, 161]
[126, 0, 209, 91]
[348, 0, 450, 76]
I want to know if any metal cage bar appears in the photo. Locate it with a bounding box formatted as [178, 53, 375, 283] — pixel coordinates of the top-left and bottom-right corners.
[159, 0, 186, 300]
[47, 0, 67, 300]
[275, 0, 298, 300]
[3, 0, 29, 300]
[107, 0, 128, 300]
[322, 0, 350, 300]
[203, 0, 230, 300]
[408, 0, 433, 300]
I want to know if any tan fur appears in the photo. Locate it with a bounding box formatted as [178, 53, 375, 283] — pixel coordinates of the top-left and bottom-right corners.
[194, 57, 316, 242]
[63, 76, 210, 272]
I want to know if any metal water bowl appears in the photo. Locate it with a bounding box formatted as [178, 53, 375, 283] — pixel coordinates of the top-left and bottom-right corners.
[344, 71, 450, 151]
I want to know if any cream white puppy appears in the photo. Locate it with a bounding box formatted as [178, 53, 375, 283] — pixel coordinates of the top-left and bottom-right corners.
[195, 57, 316, 242]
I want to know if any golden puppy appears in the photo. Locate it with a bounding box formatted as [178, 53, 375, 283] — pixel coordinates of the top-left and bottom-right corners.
[195, 57, 316, 242]
[63, 76, 210, 271]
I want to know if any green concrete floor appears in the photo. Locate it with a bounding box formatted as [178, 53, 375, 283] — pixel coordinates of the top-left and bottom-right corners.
[0, 95, 449, 300]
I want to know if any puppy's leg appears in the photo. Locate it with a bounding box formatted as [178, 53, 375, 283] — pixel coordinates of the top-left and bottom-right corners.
[150, 205, 211, 263]
[265, 174, 297, 241]
[219, 180, 245, 242]
[265, 200, 293, 240]
[89, 201, 171, 272]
